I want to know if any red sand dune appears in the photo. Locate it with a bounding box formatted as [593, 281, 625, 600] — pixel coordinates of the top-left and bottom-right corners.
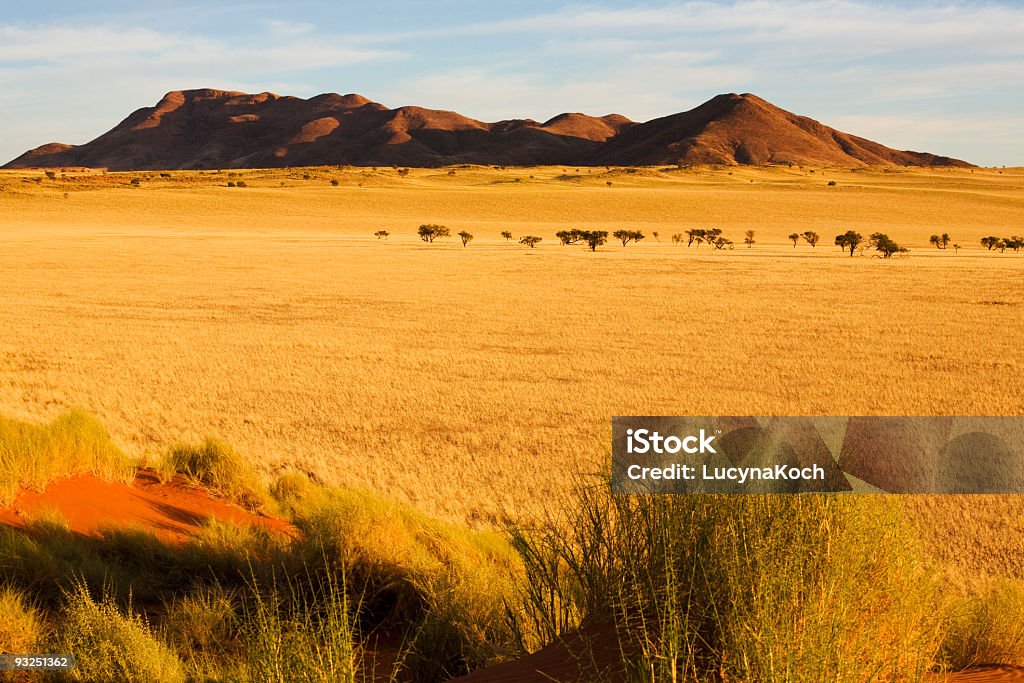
[0, 470, 293, 542]
[3, 89, 970, 170]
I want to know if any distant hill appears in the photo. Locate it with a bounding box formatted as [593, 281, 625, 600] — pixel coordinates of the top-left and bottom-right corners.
[3, 89, 972, 170]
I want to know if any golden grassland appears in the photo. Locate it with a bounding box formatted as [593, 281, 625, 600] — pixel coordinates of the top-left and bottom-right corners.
[1, 165, 1023, 537]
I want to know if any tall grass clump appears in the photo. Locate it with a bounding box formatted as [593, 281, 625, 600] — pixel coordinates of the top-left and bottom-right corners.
[0, 586, 44, 652]
[294, 486, 522, 681]
[238, 567, 359, 682]
[510, 484, 945, 682]
[161, 437, 270, 511]
[56, 584, 185, 682]
[0, 410, 134, 504]
[940, 579, 1024, 670]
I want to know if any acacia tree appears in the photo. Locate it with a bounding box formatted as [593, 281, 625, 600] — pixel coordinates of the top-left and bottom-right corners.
[581, 230, 608, 251]
[868, 232, 908, 258]
[701, 228, 722, 249]
[374, 230, 390, 239]
[788, 232, 800, 247]
[671, 233, 683, 246]
[556, 229, 585, 245]
[743, 230, 755, 248]
[652, 231, 660, 242]
[520, 235, 542, 248]
[710, 236, 734, 250]
[458, 230, 474, 247]
[801, 231, 820, 247]
[1005, 235, 1024, 252]
[981, 236, 1000, 250]
[501, 231, 513, 242]
[418, 224, 450, 243]
[953, 243, 961, 253]
[835, 230, 863, 257]
[613, 229, 645, 246]
[686, 229, 706, 247]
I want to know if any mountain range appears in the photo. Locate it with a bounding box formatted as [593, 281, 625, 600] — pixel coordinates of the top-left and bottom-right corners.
[4, 89, 972, 170]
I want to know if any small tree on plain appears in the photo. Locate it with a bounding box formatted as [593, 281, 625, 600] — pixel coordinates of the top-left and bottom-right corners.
[520, 235, 542, 248]
[788, 232, 800, 247]
[671, 233, 683, 246]
[980, 236, 1000, 250]
[743, 230, 755, 248]
[374, 230, 389, 239]
[801, 231, 820, 247]
[652, 231, 660, 242]
[1005, 236, 1024, 252]
[686, 229, 705, 247]
[556, 229, 585, 245]
[613, 229, 645, 246]
[501, 231, 513, 242]
[711, 236, 734, 250]
[458, 231, 474, 247]
[868, 232, 908, 258]
[418, 224, 450, 243]
[581, 230, 608, 251]
[953, 243, 961, 253]
[835, 230, 863, 257]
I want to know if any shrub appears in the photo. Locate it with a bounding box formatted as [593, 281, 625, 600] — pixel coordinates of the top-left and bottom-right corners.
[57, 584, 185, 682]
[331, 179, 340, 186]
[236, 180, 247, 188]
[160, 438, 269, 511]
[227, 181, 236, 187]
[374, 230, 390, 239]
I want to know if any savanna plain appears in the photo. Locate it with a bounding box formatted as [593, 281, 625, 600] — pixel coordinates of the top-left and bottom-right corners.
[1, 164, 1023, 681]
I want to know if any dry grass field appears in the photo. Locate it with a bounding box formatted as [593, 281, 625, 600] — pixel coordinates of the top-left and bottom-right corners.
[1, 164, 1023, 531]
[3, 164, 1024, 680]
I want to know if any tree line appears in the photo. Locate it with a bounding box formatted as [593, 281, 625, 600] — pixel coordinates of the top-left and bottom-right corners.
[376, 225, 1022, 257]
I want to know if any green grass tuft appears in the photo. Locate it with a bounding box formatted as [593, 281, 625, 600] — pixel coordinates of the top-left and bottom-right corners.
[160, 437, 270, 511]
[0, 410, 135, 504]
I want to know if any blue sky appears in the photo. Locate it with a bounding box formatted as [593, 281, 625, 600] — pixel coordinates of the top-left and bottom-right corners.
[2, 1, 1022, 166]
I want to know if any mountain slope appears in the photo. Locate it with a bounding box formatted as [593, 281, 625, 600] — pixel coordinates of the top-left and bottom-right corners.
[4, 90, 972, 169]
